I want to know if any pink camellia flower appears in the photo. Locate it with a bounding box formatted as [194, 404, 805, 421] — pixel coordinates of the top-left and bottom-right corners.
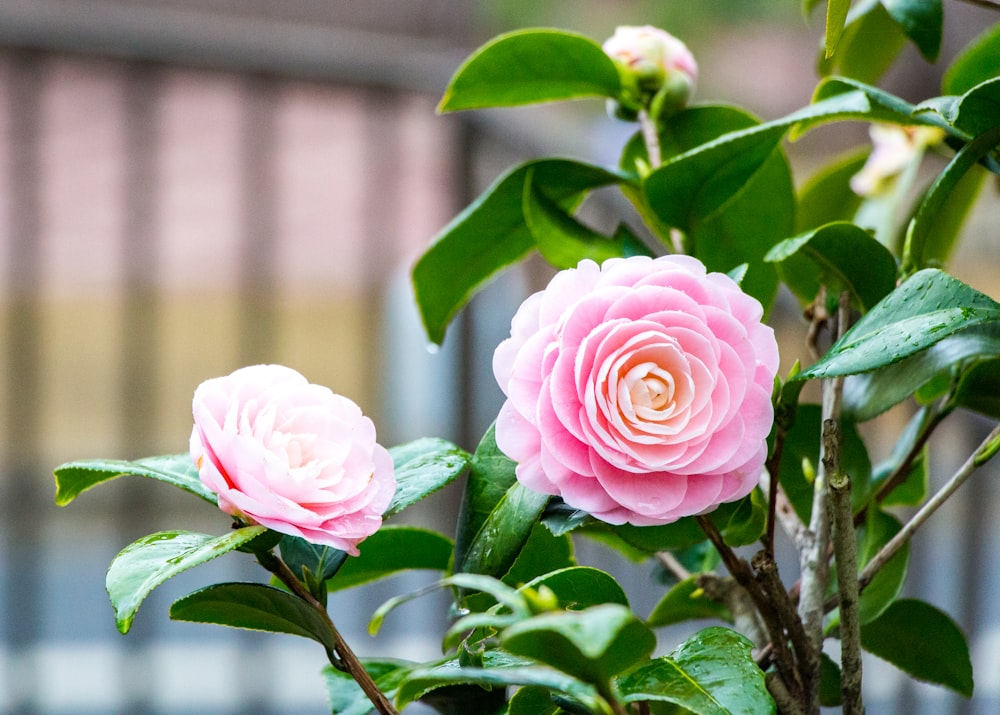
[602, 25, 698, 94]
[190, 364, 395, 555]
[493, 256, 778, 526]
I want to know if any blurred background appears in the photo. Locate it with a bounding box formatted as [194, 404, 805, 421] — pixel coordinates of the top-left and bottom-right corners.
[0, 0, 998, 713]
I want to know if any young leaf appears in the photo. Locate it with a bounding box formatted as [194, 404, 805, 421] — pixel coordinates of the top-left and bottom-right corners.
[861, 598, 973, 696]
[106, 526, 267, 634]
[818, 1, 908, 85]
[385, 437, 470, 517]
[279, 536, 347, 584]
[54, 453, 215, 507]
[327, 526, 453, 592]
[413, 159, 630, 344]
[324, 660, 413, 715]
[617, 627, 774, 714]
[438, 29, 620, 112]
[857, 510, 909, 624]
[501, 603, 656, 685]
[881, 0, 943, 61]
[824, 0, 852, 58]
[522, 566, 630, 610]
[646, 575, 731, 628]
[169, 582, 336, 651]
[797, 269, 1000, 381]
[765, 221, 897, 313]
[943, 22, 1000, 95]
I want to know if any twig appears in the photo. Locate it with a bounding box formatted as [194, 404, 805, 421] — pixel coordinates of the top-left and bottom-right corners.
[825, 421, 863, 715]
[258, 551, 399, 715]
[751, 550, 813, 683]
[638, 109, 662, 168]
[954, 0, 1000, 11]
[655, 550, 692, 581]
[767, 671, 807, 715]
[858, 422, 1000, 592]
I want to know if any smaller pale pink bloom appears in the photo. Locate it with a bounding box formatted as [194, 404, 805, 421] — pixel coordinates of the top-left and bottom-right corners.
[602, 25, 698, 93]
[493, 256, 778, 526]
[851, 123, 945, 197]
[190, 364, 395, 555]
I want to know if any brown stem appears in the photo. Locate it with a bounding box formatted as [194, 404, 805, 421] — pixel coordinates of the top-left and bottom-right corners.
[826, 422, 863, 715]
[258, 551, 399, 715]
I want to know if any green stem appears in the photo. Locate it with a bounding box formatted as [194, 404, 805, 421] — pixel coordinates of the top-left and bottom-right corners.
[257, 551, 399, 715]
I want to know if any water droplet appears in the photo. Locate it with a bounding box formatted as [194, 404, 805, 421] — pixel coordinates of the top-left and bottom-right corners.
[425, 341, 440, 355]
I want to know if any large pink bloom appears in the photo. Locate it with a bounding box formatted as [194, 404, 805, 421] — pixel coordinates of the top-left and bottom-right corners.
[190, 365, 395, 555]
[493, 256, 778, 526]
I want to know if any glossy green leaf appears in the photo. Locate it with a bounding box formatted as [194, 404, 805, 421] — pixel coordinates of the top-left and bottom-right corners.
[953, 356, 1000, 418]
[795, 150, 868, 232]
[825, 0, 852, 58]
[502, 604, 656, 685]
[943, 22, 1000, 95]
[820, 652, 844, 707]
[818, 2, 908, 85]
[523, 567, 629, 610]
[861, 598, 973, 696]
[881, 0, 943, 61]
[777, 404, 872, 523]
[523, 170, 641, 269]
[592, 496, 748, 555]
[327, 526, 453, 592]
[106, 526, 266, 634]
[385, 437, 469, 517]
[324, 660, 413, 715]
[169, 582, 336, 650]
[508, 686, 561, 715]
[617, 627, 774, 714]
[278, 536, 347, 585]
[766, 221, 897, 312]
[857, 510, 909, 624]
[460, 482, 550, 579]
[842, 323, 1000, 421]
[863, 406, 931, 507]
[413, 159, 629, 344]
[395, 650, 602, 712]
[646, 575, 731, 628]
[798, 269, 1000, 380]
[807, 77, 950, 137]
[951, 78, 1000, 137]
[54, 453, 215, 507]
[438, 29, 620, 112]
[454, 424, 518, 573]
[718, 488, 768, 547]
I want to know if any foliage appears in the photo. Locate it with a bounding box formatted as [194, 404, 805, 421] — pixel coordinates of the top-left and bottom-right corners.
[54, 1, 1000, 714]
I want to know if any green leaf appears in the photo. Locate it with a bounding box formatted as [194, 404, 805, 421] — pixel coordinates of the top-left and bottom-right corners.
[953, 356, 1000, 418]
[820, 652, 844, 707]
[106, 526, 266, 634]
[861, 598, 973, 696]
[765, 221, 897, 312]
[386, 437, 470, 517]
[523, 170, 638, 269]
[395, 650, 602, 712]
[502, 604, 656, 685]
[522, 566, 630, 610]
[508, 686, 561, 715]
[646, 575, 731, 628]
[327, 525, 453, 592]
[842, 322, 1000, 421]
[795, 150, 868, 233]
[54, 453, 215, 507]
[617, 627, 774, 714]
[825, 0, 852, 58]
[169, 582, 336, 651]
[413, 159, 629, 344]
[903, 124, 1000, 275]
[881, 0, 943, 61]
[501, 522, 574, 589]
[777, 404, 872, 523]
[459, 482, 551, 579]
[818, 2, 908, 85]
[951, 77, 1000, 137]
[798, 269, 1000, 380]
[866, 405, 931, 506]
[857, 510, 909, 624]
[454, 424, 518, 573]
[943, 22, 1000, 95]
[718, 488, 768, 547]
[324, 660, 413, 715]
[807, 77, 949, 136]
[278, 536, 347, 585]
[438, 29, 620, 112]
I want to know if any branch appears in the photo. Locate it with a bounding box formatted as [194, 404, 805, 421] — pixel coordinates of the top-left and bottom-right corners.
[858, 421, 1000, 592]
[826, 420, 863, 715]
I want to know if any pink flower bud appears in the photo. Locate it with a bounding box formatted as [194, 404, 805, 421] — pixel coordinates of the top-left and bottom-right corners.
[603, 25, 698, 96]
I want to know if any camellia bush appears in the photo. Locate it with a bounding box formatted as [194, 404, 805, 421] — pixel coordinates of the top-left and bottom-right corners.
[54, 1, 1000, 713]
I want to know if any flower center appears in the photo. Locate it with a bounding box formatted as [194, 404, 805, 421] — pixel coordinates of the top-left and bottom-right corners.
[628, 368, 675, 412]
